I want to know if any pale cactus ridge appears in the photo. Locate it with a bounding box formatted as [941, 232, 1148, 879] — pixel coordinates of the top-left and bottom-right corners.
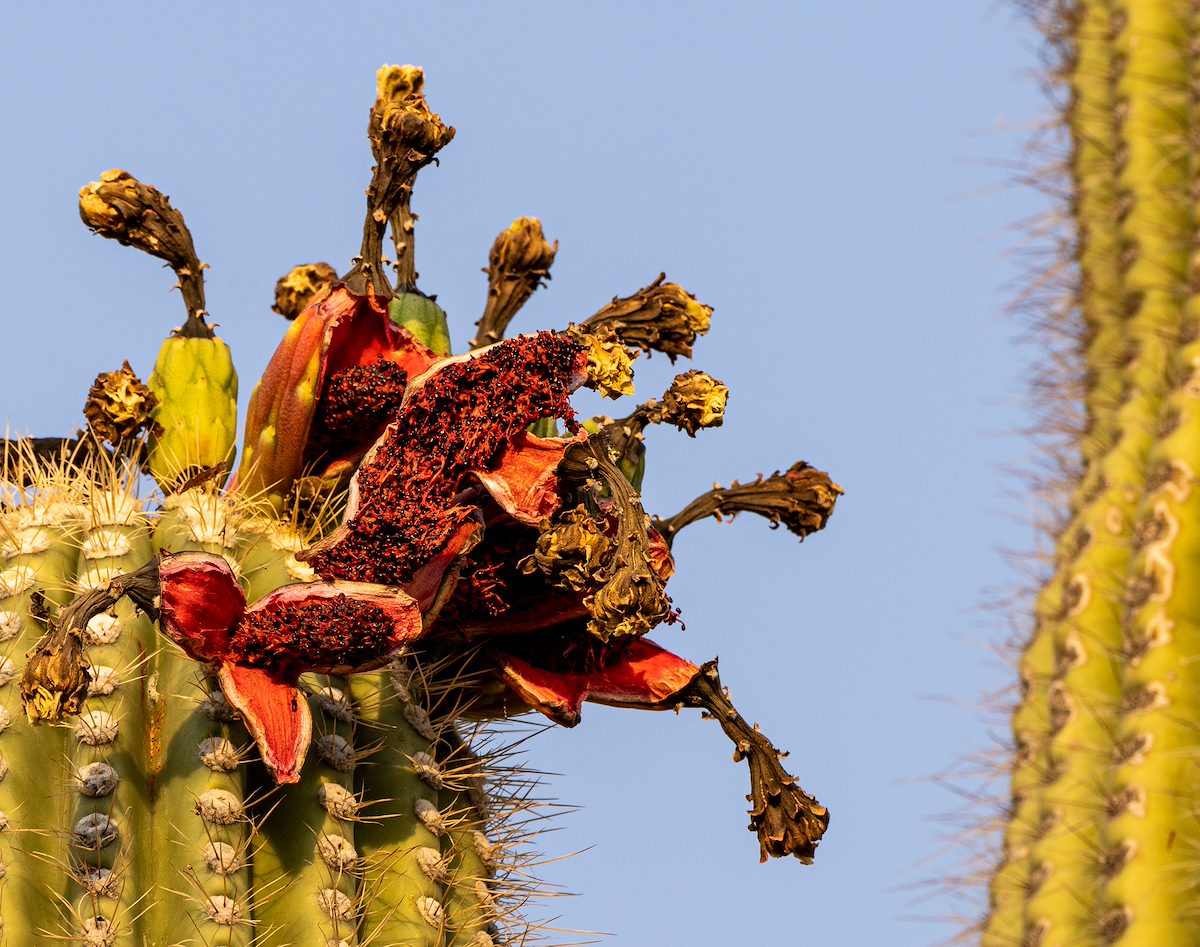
[983, 2, 1200, 946]
[5, 62, 839, 947]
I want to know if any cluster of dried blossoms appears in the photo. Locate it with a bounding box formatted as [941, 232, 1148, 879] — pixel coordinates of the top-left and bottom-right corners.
[19, 64, 839, 870]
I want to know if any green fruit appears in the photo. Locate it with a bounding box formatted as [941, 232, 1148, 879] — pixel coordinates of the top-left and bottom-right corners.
[389, 292, 452, 356]
[147, 334, 238, 490]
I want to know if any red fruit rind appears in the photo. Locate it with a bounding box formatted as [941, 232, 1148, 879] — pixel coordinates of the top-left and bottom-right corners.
[232, 580, 424, 676]
[302, 332, 587, 586]
[218, 663, 312, 785]
[159, 552, 247, 661]
[495, 637, 699, 726]
[239, 285, 440, 504]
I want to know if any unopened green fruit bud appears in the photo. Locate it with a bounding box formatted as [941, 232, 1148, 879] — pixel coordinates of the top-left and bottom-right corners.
[147, 334, 238, 490]
[389, 291, 451, 355]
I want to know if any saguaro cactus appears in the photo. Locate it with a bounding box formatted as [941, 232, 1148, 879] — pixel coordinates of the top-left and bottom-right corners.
[983, 3, 1200, 945]
[2, 65, 839, 945]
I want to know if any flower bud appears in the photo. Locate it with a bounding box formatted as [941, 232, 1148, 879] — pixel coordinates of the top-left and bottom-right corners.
[470, 217, 558, 349]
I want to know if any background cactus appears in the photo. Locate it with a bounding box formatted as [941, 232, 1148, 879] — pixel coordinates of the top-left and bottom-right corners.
[0, 64, 837, 946]
[983, 2, 1200, 944]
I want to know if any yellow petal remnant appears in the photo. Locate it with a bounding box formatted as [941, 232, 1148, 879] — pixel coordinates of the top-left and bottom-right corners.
[582, 275, 713, 361]
[371, 64, 455, 161]
[521, 505, 610, 592]
[577, 332, 638, 399]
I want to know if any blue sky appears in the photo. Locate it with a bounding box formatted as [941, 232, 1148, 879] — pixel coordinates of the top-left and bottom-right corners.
[2, 3, 1049, 943]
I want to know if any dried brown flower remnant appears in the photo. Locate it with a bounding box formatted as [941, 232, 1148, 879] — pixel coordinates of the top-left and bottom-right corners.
[371, 65, 456, 165]
[346, 65, 456, 297]
[84, 361, 157, 445]
[272, 262, 337, 320]
[653, 462, 843, 548]
[679, 660, 829, 863]
[22, 621, 90, 722]
[78, 169, 208, 325]
[660, 370, 729, 436]
[582, 274, 712, 361]
[21, 561, 161, 724]
[470, 217, 559, 349]
[539, 436, 675, 640]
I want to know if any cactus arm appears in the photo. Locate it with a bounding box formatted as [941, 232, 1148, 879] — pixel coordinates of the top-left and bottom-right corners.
[0, 494, 81, 944]
[1071, 0, 1130, 467]
[984, 609, 1057, 946]
[985, 0, 1195, 941]
[1087, 2, 1197, 943]
[1099, 352, 1200, 936]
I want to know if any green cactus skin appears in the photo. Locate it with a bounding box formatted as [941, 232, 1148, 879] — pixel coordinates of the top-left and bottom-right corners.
[349, 666, 448, 947]
[251, 679, 362, 947]
[66, 492, 156, 946]
[1101, 402, 1200, 942]
[237, 523, 362, 946]
[0, 484, 83, 945]
[987, 1, 1200, 944]
[437, 730, 501, 946]
[149, 491, 254, 947]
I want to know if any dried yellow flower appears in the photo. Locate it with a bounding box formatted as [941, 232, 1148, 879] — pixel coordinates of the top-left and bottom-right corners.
[661, 370, 729, 436]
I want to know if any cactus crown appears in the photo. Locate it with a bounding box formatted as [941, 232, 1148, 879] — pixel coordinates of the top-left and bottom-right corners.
[3, 63, 839, 945]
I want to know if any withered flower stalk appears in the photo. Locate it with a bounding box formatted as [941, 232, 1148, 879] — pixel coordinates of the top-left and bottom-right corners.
[78, 170, 212, 337]
[542, 434, 673, 639]
[592, 370, 729, 477]
[677, 660, 830, 863]
[20, 560, 161, 723]
[581, 273, 713, 361]
[470, 217, 559, 349]
[347, 64, 455, 297]
[652, 462, 843, 548]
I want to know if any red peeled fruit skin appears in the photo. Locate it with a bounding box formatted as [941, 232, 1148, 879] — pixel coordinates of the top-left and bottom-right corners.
[495, 637, 699, 726]
[237, 285, 440, 507]
[157, 551, 425, 783]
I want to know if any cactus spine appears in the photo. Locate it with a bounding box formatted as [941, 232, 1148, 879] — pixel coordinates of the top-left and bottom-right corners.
[986, 2, 1200, 944]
